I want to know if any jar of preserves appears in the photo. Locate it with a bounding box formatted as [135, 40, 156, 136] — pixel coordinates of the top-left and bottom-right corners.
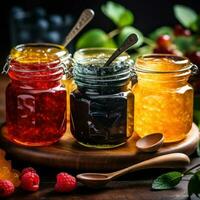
[133, 54, 196, 143]
[70, 48, 135, 148]
[4, 43, 71, 146]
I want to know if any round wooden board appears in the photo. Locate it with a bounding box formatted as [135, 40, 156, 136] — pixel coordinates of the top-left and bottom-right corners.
[0, 123, 199, 172]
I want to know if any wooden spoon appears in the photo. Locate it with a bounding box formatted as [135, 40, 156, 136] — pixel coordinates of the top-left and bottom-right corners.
[76, 153, 190, 188]
[136, 133, 164, 152]
[63, 9, 94, 47]
[103, 33, 138, 67]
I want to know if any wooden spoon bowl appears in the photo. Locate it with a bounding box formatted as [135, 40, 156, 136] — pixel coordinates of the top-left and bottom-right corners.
[136, 133, 164, 152]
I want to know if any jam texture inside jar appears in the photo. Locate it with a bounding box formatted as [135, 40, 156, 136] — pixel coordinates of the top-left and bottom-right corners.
[4, 43, 69, 146]
[70, 48, 134, 148]
[133, 54, 194, 143]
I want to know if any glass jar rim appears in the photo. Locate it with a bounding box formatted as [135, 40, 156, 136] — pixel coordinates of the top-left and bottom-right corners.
[73, 48, 134, 88]
[12, 43, 68, 57]
[74, 47, 130, 65]
[135, 54, 193, 74]
[6, 43, 71, 73]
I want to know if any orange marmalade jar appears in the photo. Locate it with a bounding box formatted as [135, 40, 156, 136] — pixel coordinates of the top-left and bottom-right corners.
[133, 54, 196, 143]
[4, 43, 71, 146]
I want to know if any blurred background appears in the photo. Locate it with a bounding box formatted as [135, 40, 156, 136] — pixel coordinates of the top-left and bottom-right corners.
[0, 0, 199, 66]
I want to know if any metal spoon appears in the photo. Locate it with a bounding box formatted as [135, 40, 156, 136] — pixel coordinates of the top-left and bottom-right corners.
[103, 33, 138, 67]
[76, 153, 190, 188]
[136, 133, 164, 152]
[63, 9, 94, 47]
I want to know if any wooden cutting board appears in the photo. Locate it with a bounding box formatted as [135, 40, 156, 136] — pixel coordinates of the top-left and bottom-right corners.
[0, 123, 199, 172]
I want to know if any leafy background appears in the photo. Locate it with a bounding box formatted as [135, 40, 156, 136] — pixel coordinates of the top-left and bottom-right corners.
[0, 0, 199, 63]
[76, 1, 200, 55]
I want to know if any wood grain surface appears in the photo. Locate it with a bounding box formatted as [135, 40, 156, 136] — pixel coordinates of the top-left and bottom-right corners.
[5, 157, 200, 200]
[0, 123, 199, 171]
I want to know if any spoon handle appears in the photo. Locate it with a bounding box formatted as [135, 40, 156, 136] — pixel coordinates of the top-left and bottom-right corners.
[110, 153, 190, 179]
[103, 33, 138, 67]
[63, 9, 94, 47]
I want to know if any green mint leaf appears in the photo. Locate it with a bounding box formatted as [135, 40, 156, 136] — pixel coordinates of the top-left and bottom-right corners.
[188, 171, 200, 197]
[174, 5, 198, 28]
[76, 29, 117, 49]
[149, 26, 173, 40]
[101, 1, 134, 27]
[118, 26, 144, 49]
[152, 171, 182, 190]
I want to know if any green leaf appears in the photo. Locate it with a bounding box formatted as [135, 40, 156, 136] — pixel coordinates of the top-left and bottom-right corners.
[137, 45, 153, 55]
[118, 26, 144, 49]
[173, 36, 196, 53]
[152, 171, 183, 190]
[174, 5, 198, 28]
[190, 16, 200, 32]
[76, 29, 117, 49]
[188, 171, 200, 197]
[149, 26, 173, 40]
[118, 10, 133, 28]
[101, 1, 134, 27]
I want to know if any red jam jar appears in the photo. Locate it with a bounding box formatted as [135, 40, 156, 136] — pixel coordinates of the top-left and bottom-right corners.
[4, 43, 70, 146]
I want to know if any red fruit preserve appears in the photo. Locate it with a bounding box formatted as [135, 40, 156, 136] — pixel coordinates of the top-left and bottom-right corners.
[4, 43, 69, 146]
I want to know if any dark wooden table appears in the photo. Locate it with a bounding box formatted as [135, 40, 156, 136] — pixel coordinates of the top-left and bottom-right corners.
[0, 75, 199, 200]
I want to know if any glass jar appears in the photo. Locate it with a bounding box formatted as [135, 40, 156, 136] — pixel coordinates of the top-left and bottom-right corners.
[4, 43, 71, 146]
[70, 48, 135, 149]
[133, 54, 196, 143]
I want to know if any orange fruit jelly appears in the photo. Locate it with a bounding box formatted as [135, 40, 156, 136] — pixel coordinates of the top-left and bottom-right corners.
[0, 149, 20, 187]
[133, 55, 193, 143]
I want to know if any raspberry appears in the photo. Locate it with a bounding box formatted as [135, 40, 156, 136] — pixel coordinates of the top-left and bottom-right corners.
[156, 35, 171, 48]
[21, 167, 37, 176]
[0, 180, 15, 197]
[20, 172, 40, 192]
[55, 172, 77, 193]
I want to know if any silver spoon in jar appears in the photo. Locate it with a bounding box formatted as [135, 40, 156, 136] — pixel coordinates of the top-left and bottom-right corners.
[103, 33, 138, 67]
[63, 9, 95, 47]
[76, 153, 190, 188]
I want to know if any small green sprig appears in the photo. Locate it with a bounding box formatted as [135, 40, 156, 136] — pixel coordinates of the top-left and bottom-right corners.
[76, 1, 144, 50]
[76, 2, 200, 58]
[152, 141, 200, 198]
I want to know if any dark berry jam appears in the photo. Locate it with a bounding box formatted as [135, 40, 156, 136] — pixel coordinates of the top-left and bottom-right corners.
[4, 44, 68, 146]
[70, 48, 134, 148]
[70, 89, 134, 148]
